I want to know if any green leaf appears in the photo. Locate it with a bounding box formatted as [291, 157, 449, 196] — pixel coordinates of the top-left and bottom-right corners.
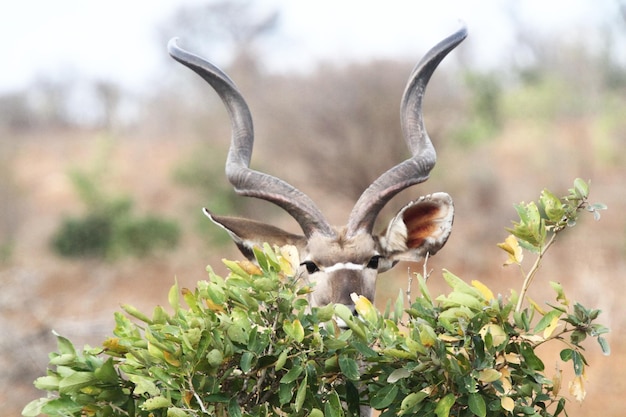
[228, 397, 242, 417]
[40, 397, 83, 415]
[121, 303, 153, 324]
[52, 331, 76, 356]
[281, 365, 304, 384]
[338, 355, 360, 381]
[560, 348, 574, 362]
[167, 407, 190, 417]
[549, 281, 569, 306]
[48, 353, 76, 366]
[140, 396, 171, 410]
[333, 304, 367, 340]
[21, 398, 51, 417]
[223, 258, 251, 278]
[33, 375, 61, 391]
[468, 393, 487, 417]
[129, 374, 161, 396]
[442, 269, 482, 298]
[275, 349, 289, 371]
[370, 384, 399, 410]
[324, 390, 344, 417]
[168, 281, 180, 311]
[309, 408, 324, 417]
[387, 368, 410, 383]
[437, 291, 484, 311]
[262, 242, 281, 271]
[315, 303, 335, 322]
[252, 247, 270, 273]
[58, 371, 97, 394]
[571, 350, 585, 376]
[279, 382, 295, 405]
[240, 352, 254, 373]
[534, 309, 562, 333]
[394, 289, 404, 322]
[294, 373, 308, 412]
[94, 358, 119, 384]
[520, 343, 544, 371]
[434, 393, 455, 417]
[540, 189, 565, 223]
[400, 392, 428, 414]
[573, 178, 589, 199]
[283, 319, 305, 343]
[598, 336, 611, 355]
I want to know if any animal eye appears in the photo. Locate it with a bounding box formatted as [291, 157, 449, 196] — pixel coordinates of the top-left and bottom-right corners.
[366, 255, 381, 269]
[301, 261, 320, 274]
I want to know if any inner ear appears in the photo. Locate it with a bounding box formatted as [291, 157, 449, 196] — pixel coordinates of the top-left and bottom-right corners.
[381, 192, 454, 263]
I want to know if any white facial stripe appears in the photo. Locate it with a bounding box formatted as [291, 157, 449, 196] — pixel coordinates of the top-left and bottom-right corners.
[323, 262, 365, 273]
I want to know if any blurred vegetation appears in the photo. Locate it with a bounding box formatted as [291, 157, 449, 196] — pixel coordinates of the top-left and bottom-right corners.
[452, 71, 503, 146]
[172, 142, 240, 247]
[51, 140, 180, 260]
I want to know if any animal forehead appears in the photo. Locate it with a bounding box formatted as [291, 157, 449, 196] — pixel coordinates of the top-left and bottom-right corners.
[305, 232, 379, 266]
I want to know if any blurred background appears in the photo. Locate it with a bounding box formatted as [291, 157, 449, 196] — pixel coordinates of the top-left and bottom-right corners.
[1, 1, 625, 415]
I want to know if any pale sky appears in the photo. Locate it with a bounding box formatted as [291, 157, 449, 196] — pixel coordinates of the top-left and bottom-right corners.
[0, 0, 620, 94]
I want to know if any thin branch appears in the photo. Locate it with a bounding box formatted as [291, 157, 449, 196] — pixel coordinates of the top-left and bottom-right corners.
[515, 233, 558, 312]
[406, 266, 413, 305]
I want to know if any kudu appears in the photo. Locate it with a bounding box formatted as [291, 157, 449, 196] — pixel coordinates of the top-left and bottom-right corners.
[168, 27, 465, 315]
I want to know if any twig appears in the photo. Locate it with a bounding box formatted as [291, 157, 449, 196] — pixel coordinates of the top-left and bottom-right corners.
[423, 252, 431, 282]
[190, 376, 209, 414]
[406, 266, 413, 305]
[515, 233, 558, 312]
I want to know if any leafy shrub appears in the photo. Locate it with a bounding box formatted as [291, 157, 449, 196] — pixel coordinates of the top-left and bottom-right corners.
[51, 159, 180, 260]
[26, 179, 609, 417]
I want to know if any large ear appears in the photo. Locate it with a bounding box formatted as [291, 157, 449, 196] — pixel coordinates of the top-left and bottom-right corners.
[380, 192, 454, 264]
[204, 209, 307, 261]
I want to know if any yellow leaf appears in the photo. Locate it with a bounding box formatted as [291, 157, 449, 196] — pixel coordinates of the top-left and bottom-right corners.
[418, 323, 438, 347]
[543, 313, 561, 339]
[471, 280, 494, 301]
[351, 293, 377, 324]
[478, 368, 502, 383]
[499, 367, 512, 393]
[205, 298, 225, 312]
[163, 350, 181, 367]
[438, 334, 463, 343]
[504, 353, 521, 364]
[479, 323, 507, 347]
[279, 245, 300, 276]
[239, 260, 262, 276]
[528, 297, 546, 315]
[501, 396, 515, 412]
[569, 375, 586, 402]
[497, 234, 523, 265]
[552, 365, 562, 397]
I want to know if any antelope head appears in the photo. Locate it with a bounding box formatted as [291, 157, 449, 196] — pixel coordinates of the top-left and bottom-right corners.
[168, 27, 466, 311]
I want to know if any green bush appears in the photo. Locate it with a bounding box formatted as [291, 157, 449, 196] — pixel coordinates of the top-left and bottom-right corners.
[26, 179, 609, 417]
[51, 159, 180, 260]
[51, 201, 180, 260]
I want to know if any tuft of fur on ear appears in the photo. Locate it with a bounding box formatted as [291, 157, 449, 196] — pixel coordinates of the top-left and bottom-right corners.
[204, 209, 307, 260]
[381, 192, 454, 263]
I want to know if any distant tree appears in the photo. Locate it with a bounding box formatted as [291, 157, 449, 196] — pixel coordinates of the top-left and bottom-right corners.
[253, 60, 464, 207]
[94, 79, 122, 131]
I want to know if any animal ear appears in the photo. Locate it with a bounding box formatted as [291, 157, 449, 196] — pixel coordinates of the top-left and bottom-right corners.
[380, 192, 454, 264]
[204, 209, 307, 261]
